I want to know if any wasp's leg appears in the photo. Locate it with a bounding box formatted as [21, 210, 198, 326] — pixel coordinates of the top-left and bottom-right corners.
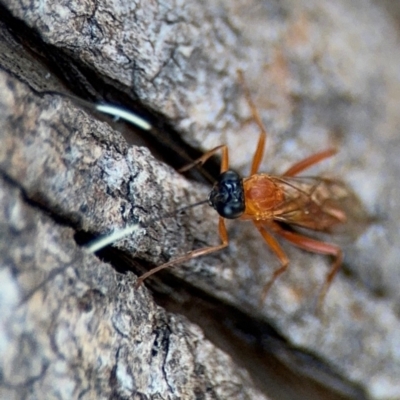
[135, 217, 228, 287]
[272, 222, 343, 309]
[179, 144, 230, 174]
[283, 148, 337, 177]
[237, 70, 267, 176]
[253, 221, 290, 303]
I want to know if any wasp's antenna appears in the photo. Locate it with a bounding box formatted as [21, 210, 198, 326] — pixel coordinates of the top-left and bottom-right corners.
[85, 199, 209, 254]
[41, 91, 151, 131]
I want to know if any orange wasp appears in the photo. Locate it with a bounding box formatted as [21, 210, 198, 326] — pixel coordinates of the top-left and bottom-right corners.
[134, 71, 351, 307]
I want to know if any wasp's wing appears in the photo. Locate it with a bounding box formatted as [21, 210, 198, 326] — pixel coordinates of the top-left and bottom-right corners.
[270, 177, 368, 238]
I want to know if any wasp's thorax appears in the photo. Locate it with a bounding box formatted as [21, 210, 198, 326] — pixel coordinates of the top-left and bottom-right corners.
[208, 170, 245, 219]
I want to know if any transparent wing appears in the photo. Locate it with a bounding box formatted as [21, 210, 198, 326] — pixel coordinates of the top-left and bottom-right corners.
[270, 176, 367, 238]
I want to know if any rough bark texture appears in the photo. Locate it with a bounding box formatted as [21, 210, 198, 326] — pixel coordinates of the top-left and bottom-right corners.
[0, 175, 264, 399]
[1, 0, 400, 399]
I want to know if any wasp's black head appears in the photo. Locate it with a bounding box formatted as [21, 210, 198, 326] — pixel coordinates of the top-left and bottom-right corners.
[208, 170, 245, 219]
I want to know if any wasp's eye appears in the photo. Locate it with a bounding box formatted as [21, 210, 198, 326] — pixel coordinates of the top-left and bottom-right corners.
[208, 170, 245, 219]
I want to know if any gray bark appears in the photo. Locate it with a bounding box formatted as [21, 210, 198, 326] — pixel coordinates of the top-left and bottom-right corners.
[1, 0, 400, 399]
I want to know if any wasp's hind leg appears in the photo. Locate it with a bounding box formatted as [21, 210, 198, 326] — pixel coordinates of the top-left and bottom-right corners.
[272, 222, 343, 310]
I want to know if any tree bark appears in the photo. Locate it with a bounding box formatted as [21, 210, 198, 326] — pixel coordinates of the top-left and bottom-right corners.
[1, 0, 400, 399]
